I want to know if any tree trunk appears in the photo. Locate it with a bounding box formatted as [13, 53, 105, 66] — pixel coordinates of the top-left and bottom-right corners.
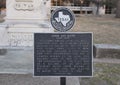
[116, 0, 120, 18]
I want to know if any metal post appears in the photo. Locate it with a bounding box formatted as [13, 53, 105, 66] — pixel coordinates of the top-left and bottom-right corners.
[60, 77, 66, 85]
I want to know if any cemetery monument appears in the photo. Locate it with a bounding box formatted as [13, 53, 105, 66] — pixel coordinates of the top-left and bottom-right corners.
[0, 0, 53, 47]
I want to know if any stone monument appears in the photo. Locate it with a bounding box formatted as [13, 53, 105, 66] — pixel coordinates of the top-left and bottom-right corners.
[6, 0, 50, 22]
[0, 0, 53, 47]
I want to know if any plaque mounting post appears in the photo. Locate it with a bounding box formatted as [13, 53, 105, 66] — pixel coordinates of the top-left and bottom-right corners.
[60, 77, 66, 85]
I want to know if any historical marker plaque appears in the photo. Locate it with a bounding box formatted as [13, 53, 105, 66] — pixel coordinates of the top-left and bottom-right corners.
[34, 33, 93, 77]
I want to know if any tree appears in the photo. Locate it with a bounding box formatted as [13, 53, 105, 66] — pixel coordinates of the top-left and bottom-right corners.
[0, 0, 6, 14]
[116, 0, 120, 18]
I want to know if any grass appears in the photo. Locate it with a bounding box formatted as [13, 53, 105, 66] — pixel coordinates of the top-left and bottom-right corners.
[81, 63, 120, 85]
[71, 15, 120, 45]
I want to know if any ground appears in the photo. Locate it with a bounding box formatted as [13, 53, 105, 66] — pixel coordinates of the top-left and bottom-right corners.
[0, 50, 120, 85]
[81, 63, 120, 85]
[71, 15, 120, 45]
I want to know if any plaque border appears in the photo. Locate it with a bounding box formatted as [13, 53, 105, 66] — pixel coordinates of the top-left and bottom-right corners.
[33, 32, 93, 77]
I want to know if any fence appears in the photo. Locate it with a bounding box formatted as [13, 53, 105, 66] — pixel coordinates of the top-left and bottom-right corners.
[51, 6, 94, 14]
